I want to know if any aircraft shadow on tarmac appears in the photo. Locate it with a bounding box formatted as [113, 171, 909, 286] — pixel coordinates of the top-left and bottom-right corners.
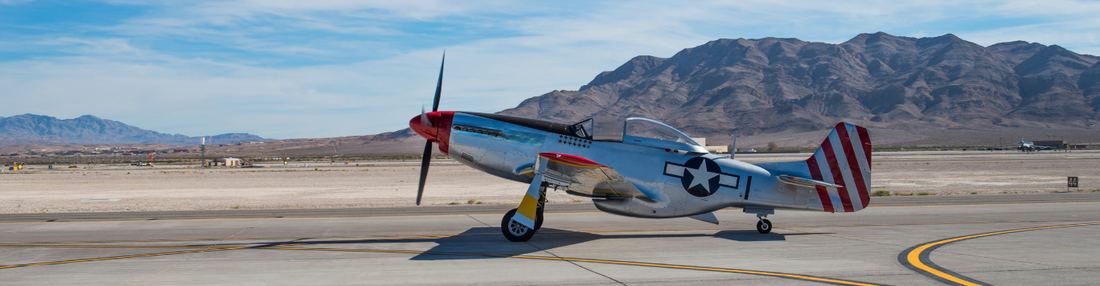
[405, 227, 822, 260]
[206, 227, 827, 261]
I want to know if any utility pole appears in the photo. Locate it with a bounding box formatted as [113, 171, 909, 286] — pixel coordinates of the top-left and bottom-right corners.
[1089, 120, 1095, 150]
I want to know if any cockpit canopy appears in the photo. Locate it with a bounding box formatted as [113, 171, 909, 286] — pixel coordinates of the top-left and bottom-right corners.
[581, 116, 708, 154]
[623, 117, 700, 145]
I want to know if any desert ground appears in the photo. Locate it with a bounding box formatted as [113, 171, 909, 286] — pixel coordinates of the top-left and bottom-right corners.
[1, 151, 1097, 214]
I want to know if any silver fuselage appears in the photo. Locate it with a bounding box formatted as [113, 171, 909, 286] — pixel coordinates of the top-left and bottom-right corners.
[445, 112, 825, 219]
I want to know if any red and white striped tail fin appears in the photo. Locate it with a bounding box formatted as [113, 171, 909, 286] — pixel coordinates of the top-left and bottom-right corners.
[805, 122, 872, 213]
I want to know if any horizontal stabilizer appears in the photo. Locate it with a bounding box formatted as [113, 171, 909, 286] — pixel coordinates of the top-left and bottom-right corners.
[777, 174, 843, 189]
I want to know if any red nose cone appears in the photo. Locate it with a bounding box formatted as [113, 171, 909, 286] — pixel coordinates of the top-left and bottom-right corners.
[409, 112, 440, 142]
[409, 111, 454, 155]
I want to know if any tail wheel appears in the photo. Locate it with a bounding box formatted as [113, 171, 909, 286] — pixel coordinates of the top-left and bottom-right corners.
[501, 208, 536, 242]
[756, 219, 772, 234]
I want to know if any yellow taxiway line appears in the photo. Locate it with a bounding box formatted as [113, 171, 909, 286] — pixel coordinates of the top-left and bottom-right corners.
[2, 217, 1100, 244]
[0, 247, 246, 270]
[1, 201, 1097, 225]
[0, 240, 881, 285]
[261, 246, 881, 286]
[7, 220, 1100, 285]
[900, 222, 1100, 286]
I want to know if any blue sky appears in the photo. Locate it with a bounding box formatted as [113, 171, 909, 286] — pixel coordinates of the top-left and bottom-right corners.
[2, 0, 1099, 139]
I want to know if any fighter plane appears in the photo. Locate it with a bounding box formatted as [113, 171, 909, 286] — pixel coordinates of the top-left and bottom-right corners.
[1011, 139, 1055, 152]
[411, 56, 872, 241]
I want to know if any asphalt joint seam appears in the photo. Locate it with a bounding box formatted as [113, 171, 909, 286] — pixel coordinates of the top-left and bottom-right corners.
[821, 233, 910, 248]
[133, 226, 254, 285]
[468, 213, 627, 285]
[465, 214, 493, 228]
[525, 241, 628, 286]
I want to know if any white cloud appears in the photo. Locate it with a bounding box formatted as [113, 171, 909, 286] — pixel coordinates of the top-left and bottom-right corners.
[0, 0, 33, 5]
[3, 0, 1100, 139]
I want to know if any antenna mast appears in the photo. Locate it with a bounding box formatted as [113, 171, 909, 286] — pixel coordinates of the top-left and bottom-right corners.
[730, 130, 738, 159]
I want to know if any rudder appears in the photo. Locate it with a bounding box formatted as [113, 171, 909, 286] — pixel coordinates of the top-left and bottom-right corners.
[805, 122, 872, 212]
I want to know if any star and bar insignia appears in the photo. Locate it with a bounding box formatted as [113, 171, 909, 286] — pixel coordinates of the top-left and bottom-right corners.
[664, 157, 739, 197]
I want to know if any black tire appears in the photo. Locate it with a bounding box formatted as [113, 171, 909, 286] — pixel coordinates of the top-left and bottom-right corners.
[501, 208, 535, 242]
[756, 219, 772, 234]
[534, 209, 544, 231]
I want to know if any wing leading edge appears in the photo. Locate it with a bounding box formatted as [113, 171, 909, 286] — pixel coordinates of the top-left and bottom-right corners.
[537, 152, 648, 199]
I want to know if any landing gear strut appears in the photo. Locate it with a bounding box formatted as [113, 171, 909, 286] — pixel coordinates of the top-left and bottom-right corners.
[756, 214, 772, 234]
[535, 185, 546, 231]
[501, 183, 546, 242]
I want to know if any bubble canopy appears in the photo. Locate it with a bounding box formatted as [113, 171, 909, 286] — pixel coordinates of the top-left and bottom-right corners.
[622, 117, 707, 153]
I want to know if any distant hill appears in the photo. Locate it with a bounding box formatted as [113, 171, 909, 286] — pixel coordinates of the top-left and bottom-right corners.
[0, 114, 269, 147]
[11, 32, 1099, 152]
[499, 32, 1100, 138]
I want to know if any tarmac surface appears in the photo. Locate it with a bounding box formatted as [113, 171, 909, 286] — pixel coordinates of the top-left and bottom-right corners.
[2, 193, 1099, 285]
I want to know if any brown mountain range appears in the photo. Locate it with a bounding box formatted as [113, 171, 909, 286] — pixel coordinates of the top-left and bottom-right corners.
[6, 32, 1099, 158]
[499, 32, 1100, 139]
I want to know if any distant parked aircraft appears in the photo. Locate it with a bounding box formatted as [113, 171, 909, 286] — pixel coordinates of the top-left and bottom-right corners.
[1010, 139, 1056, 152]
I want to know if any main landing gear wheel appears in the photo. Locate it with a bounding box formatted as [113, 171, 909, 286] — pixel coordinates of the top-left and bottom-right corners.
[534, 209, 544, 231]
[756, 218, 773, 234]
[501, 208, 542, 242]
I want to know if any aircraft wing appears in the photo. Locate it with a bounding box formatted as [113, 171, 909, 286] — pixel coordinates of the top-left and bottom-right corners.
[537, 152, 648, 199]
[512, 152, 650, 229]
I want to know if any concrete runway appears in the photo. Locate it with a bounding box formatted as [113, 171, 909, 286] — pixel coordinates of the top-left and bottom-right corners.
[2, 193, 1100, 285]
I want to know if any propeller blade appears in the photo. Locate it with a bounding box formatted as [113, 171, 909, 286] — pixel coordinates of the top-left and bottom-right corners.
[432, 52, 445, 112]
[418, 51, 445, 206]
[416, 140, 433, 206]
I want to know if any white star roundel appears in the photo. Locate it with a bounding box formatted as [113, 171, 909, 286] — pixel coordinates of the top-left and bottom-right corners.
[663, 157, 740, 197]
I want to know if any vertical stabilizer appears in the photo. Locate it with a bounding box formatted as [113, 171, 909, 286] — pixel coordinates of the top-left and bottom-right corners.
[804, 122, 872, 212]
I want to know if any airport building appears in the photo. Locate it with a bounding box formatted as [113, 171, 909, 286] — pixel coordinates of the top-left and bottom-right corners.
[216, 158, 242, 167]
[1068, 143, 1099, 149]
[691, 137, 731, 153]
